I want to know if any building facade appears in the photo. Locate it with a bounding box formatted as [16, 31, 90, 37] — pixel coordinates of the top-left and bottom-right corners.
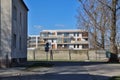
[40, 30, 89, 50]
[28, 35, 41, 49]
[0, 0, 28, 67]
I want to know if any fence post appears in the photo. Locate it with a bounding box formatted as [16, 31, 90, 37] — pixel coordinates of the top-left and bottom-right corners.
[69, 49, 72, 60]
[95, 49, 97, 60]
[46, 52, 48, 61]
[86, 50, 89, 60]
[33, 49, 35, 60]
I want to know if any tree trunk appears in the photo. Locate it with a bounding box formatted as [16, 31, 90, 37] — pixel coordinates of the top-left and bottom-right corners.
[109, 0, 119, 62]
[101, 31, 105, 49]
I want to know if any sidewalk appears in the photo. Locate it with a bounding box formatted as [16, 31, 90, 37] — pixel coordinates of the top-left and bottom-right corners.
[85, 63, 120, 79]
[0, 62, 120, 80]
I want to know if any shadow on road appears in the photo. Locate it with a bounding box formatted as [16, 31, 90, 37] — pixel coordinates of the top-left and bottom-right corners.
[0, 73, 110, 80]
[26, 61, 108, 67]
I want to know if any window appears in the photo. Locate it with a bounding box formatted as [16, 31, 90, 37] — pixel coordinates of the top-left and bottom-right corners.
[74, 33, 76, 36]
[13, 6, 17, 20]
[57, 32, 62, 36]
[64, 32, 69, 37]
[74, 45, 76, 48]
[19, 37, 21, 50]
[52, 39, 54, 43]
[13, 34, 16, 48]
[77, 32, 79, 36]
[20, 12, 22, 25]
[38, 37, 40, 39]
[77, 44, 79, 48]
[64, 44, 67, 48]
[64, 38, 70, 43]
[64, 39, 67, 43]
[82, 44, 89, 49]
[77, 38, 81, 41]
[84, 38, 88, 41]
[82, 32, 88, 37]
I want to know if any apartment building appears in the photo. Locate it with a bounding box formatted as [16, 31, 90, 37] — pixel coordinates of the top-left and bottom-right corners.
[28, 35, 41, 48]
[40, 30, 89, 50]
[0, 0, 28, 67]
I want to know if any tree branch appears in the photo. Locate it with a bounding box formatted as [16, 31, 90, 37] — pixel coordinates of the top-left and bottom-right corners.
[98, 0, 113, 11]
[117, 6, 120, 11]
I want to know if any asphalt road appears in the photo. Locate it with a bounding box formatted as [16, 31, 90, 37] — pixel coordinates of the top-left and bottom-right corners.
[0, 61, 119, 80]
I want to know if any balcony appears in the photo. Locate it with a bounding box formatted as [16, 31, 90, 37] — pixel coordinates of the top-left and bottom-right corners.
[82, 32, 88, 38]
[71, 41, 89, 44]
[49, 35, 57, 38]
[41, 35, 57, 38]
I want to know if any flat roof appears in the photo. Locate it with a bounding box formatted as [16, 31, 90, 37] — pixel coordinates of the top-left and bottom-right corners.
[41, 29, 88, 33]
[28, 35, 40, 37]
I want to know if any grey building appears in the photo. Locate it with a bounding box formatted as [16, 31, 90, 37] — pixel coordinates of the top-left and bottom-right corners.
[0, 0, 28, 67]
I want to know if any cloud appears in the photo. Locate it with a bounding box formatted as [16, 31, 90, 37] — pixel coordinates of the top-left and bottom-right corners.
[54, 24, 65, 27]
[34, 25, 43, 29]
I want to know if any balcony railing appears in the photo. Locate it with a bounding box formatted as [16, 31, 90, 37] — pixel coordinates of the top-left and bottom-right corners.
[71, 41, 89, 44]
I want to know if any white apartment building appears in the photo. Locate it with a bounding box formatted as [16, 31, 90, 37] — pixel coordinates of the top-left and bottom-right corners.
[40, 30, 89, 50]
[28, 35, 40, 49]
[0, 0, 28, 67]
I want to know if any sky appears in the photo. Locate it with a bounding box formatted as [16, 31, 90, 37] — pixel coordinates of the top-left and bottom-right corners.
[24, 0, 79, 35]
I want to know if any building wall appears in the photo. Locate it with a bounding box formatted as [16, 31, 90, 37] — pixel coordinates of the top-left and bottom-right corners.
[0, 0, 28, 67]
[0, 0, 1, 55]
[28, 35, 40, 48]
[0, 0, 12, 64]
[27, 49, 107, 61]
[11, 0, 28, 60]
[40, 30, 89, 50]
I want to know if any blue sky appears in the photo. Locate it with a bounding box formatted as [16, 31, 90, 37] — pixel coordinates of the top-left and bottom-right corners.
[24, 0, 79, 35]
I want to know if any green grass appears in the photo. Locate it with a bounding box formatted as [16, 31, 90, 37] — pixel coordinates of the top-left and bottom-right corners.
[109, 76, 120, 80]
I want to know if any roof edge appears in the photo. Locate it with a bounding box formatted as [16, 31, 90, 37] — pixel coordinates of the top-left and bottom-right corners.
[21, 0, 29, 11]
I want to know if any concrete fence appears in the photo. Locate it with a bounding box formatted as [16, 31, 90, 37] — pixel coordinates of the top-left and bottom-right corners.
[27, 49, 108, 61]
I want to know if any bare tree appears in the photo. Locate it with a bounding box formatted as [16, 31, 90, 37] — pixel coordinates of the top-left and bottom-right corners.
[77, 0, 109, 49]
[77, 0, 120, 62]
[98, 0, 120, 62]
[109, 0, 119, 62]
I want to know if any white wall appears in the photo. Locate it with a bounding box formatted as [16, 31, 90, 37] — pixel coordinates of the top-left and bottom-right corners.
[1, 0, 12, 59]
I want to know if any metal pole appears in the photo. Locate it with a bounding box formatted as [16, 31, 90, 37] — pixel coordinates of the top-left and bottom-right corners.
[46, 52, 48, 61]
[50, 50, 53, 60]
